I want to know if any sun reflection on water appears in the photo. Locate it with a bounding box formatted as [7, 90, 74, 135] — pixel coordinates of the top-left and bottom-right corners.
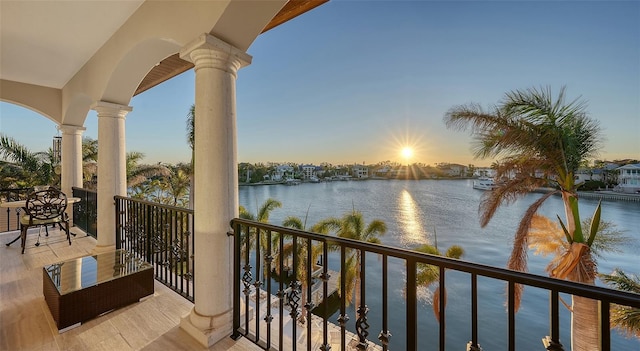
[397, 189, 428, 247]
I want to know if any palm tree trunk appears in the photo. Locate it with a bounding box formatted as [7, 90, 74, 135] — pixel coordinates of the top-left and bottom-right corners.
[561, 191, 577, 236]
[572, 292, 601, 351]
[570, 253, 600, 351]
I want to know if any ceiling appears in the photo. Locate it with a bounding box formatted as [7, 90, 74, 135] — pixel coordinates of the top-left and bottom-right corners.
[135, 0, 328, 96]
[0, 0, 327, 96]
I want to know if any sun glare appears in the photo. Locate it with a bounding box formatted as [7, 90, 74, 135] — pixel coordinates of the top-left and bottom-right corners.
[401, 147, 413, 159]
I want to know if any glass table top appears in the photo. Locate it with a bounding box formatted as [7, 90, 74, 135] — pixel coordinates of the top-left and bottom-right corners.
[44, 249, 153, 295]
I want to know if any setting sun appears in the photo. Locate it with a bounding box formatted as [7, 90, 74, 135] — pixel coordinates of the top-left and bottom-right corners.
[401, 147, 413, 159]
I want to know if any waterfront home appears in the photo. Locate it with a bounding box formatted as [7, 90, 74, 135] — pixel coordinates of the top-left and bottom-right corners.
[273, 164, 295, 181]
[615, 163, 640, 193]
[300, 164, 319, 180]
[351, 165, 369, 179]
[1, 1, 638, 350]
[437, 163, 468, 177]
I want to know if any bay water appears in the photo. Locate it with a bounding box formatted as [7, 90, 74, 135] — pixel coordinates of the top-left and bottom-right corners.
[239, 179, 640, 350]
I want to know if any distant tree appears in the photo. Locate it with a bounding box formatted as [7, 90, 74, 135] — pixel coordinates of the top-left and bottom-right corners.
[414, 244, 464, 321]
[124, 151, 171, 199]
[186, 104, 195, 208]
[316, 210, 387, 307]
[0, 133, 58, 187]
[279, 213, 330, 323]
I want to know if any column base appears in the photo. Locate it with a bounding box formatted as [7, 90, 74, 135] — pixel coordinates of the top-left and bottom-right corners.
[92, 244, 116, 254]
[180, 307, 233, 347]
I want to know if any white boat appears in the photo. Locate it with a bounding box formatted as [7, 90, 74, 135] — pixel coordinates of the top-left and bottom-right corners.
[284, 178, 301, 186]
[473, 177, 498, 190]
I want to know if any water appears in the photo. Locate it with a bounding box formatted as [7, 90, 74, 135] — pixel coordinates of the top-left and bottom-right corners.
[239, 179, 640, 350]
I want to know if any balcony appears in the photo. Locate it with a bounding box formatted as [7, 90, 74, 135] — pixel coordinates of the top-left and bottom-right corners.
[1, 194, 639, 350]
[0, 226, 259, 351]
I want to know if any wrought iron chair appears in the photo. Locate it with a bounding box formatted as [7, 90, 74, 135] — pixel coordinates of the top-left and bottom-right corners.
[19, 188, 71, 254]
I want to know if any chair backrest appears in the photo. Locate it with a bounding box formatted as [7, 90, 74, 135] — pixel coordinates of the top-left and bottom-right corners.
[25, 188, 68, 221]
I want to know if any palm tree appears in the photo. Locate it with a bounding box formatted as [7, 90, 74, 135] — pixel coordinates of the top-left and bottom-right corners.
[315, 210, 387, 307]
[414, 244, 464, 322]
[81, 137, 99, 189]
[239, 198, 283, 256]
[159, 163, 191, 207]
[599, 269, 640, 339]
[279, 215, 328, 323]
[125, 151, 170, 189]
[0, 133, 58, 187]
[186, 104, 195, 209]
[444, 86, 609, 350]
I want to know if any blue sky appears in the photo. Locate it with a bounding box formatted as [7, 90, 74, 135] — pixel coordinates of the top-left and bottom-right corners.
[1, 0, 639, 167]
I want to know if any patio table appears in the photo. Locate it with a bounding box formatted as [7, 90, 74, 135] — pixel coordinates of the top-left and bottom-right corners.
[43, 249, 154, 331]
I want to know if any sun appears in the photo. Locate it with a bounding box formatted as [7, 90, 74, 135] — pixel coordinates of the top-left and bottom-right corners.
[401, 147, 413, 159]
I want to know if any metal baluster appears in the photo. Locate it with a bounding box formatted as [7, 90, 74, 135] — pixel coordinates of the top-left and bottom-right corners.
[378, 254, 391, 350]
[337, 245, 349, 350]
[254, 228, 262, 343]
[264, 230, 274, 349]
[542, 290, 564, 351]
[508, 281, 515, 351]
[305, 238, 313, 351]
[355, 250, 369, 350]
[320, 241, 331, 351]
[439, 265, 445, 351]
[406, 258, 417, 351]
[467, 273, 483, 351]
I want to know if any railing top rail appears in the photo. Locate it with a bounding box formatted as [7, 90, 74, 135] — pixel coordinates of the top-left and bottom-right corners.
[115, 195, 194, 214]
[230, 217, 640, 308]
[71, 186, 97, 194]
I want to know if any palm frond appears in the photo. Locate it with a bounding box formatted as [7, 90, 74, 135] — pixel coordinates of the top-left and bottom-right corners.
[528, 214, 566, 257]
[599, 269, 640, 338]
[587, 219, 630, 258]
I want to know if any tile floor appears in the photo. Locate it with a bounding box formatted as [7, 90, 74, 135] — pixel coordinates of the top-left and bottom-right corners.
[0, 228, 258, 351]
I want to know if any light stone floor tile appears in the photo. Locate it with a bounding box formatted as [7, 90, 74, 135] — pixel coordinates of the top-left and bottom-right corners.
[0, 229, 261, 351]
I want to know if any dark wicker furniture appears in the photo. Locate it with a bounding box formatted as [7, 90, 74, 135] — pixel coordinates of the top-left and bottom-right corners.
[43, 249, 154, 330]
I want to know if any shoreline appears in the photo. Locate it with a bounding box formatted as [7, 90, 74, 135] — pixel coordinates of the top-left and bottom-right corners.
[533, 187, 640, 202]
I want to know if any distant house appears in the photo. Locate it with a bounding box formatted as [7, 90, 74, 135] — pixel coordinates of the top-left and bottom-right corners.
[273, 165, 294, 181]
[300, 164, 317, 179]
[615, 163, 640, 193]
[373, 166, 391, 178]
[351, 165, 369, 179]
[438, 163, 467, 177]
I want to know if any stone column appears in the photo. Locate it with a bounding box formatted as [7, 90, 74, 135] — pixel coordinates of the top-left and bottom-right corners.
[58, 124, 85, 221]
[178, 33, 251, 347]
[92, 101, 132, 252]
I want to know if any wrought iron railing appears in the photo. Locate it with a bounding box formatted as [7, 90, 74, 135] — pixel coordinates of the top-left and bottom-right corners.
[72, 187, 97, 238]
[115, 196, 195, 302]
[230, 218, 640, 351]
[0, 188, 32, 233]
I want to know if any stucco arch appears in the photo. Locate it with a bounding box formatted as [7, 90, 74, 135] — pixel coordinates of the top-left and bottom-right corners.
[101, 38, 182, 106]
[0, 80, 61, 124]
[62, 93, 94, 128]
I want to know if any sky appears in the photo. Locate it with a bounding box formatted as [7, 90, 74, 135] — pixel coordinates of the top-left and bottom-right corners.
[1, 0, 639, 167]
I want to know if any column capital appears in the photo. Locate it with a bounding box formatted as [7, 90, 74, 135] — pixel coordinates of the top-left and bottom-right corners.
[58, 124, 86, 135]
[91, 101, 132, 119]
[179, 34, 252, 76]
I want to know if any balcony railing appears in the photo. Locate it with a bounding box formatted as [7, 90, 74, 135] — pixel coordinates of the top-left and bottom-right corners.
[230, 218, 640, 351]
[115, 196, 195, 302]
[72, 186, 97, 238]
[0, 188, 32, 233]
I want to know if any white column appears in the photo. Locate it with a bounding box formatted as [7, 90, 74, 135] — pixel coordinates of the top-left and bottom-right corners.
[92, 101, 131, 251]
[178, 33, 251, 347]
[58, 125, 85, 219]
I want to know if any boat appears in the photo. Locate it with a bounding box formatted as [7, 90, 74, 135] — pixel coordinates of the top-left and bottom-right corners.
[284, 178, 301, 186]
[473, 177, 498, 190]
